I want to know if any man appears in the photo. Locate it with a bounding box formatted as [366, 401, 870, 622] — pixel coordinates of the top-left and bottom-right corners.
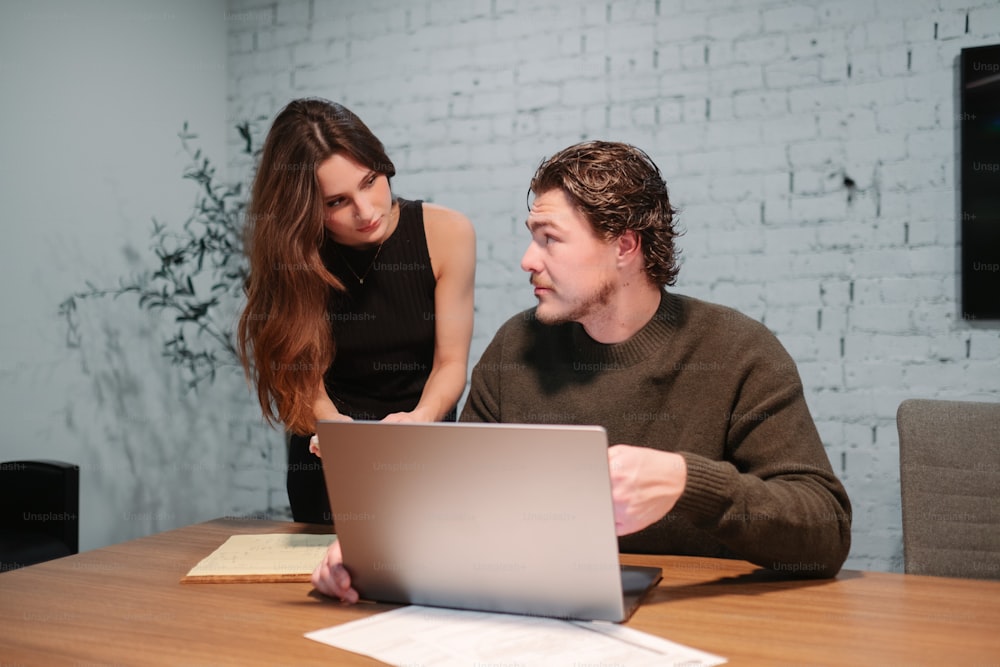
[313, 141, 851, 600]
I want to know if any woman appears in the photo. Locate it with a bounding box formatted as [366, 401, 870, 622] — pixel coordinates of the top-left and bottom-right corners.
[238, 98, 476, 524]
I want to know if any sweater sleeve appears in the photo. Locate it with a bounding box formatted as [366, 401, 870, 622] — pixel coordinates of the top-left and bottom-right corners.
[459, 323, 505, 423]
[671, 332, 853, 578]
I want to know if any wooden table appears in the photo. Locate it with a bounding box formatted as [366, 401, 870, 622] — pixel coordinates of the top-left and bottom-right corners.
[1, 518, 998, 665]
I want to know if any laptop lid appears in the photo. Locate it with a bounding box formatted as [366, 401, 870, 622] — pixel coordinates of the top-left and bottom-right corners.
[316, 420, 661, 622]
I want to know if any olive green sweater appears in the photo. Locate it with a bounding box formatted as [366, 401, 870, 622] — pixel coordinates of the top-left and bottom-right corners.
[460, 290, 852, 577]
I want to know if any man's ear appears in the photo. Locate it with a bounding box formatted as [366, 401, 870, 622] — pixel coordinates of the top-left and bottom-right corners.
[616, 230, 642, 265]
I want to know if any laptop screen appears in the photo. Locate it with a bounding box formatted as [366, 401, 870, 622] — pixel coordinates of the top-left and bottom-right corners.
[317, 420, 659, 621]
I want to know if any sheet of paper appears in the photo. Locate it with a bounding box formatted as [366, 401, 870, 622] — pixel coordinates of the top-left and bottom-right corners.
[182, 533, 336, 583]
[305, 605, 727, 667]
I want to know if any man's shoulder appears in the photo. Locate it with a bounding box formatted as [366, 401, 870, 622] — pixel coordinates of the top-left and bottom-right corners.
[669, 292, 786, 355]
[672, 292, 770, 335]
[670, 292, 801, 384]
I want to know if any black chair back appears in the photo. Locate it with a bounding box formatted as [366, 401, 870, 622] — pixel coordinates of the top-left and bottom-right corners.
[0, 459, 80, 571]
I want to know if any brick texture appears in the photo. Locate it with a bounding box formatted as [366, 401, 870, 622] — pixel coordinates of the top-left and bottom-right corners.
[226, 0, 1000, 572]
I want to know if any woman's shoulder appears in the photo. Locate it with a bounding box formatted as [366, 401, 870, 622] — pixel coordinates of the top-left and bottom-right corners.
[421, 202, 476, 266]
[418, 203, 475, 282]
[420, 201, 475, 238]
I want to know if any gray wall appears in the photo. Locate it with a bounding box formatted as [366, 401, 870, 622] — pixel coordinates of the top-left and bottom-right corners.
[227, 0, 1000, 572]
[0, 0, 283, 552]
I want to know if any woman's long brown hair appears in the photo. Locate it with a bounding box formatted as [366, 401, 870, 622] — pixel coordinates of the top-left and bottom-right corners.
[237, 99, 396, 435]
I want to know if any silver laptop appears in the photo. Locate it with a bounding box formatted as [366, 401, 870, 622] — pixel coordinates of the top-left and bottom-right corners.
[316, 420, 661, 622]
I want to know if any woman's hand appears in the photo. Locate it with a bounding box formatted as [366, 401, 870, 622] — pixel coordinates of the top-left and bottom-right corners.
[380, 408, 433, 423]
[309, 413, 354, 457]
[311, 539, 359, 603]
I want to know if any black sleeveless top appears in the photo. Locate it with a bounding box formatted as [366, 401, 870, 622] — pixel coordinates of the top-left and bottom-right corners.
[318, 198, 437, 419]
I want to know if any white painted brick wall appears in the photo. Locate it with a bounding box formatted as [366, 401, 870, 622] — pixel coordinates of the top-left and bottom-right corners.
[226, 0, 1000, 573]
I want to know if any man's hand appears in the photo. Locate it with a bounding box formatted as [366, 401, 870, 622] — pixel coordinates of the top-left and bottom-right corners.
[607, 445, 687, 536]
[311, 539, 359, 603]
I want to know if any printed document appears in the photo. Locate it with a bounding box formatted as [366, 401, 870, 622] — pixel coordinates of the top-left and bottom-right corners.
[306, 604, 726, 666]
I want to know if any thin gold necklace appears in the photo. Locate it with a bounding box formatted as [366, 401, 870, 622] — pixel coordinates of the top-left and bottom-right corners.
[336, 242, 384, 285]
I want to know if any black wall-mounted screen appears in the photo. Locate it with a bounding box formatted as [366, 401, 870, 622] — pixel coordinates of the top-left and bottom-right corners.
[961, 44, 1000, 320]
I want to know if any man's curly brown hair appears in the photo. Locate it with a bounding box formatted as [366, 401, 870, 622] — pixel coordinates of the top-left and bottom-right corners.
[529, 141, 681, 286]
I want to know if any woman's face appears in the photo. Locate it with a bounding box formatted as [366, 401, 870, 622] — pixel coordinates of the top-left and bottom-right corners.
[316, 153, 395, 247]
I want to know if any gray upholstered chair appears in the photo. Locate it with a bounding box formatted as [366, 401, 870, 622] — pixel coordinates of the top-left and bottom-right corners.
[897, 399, 1000, 579]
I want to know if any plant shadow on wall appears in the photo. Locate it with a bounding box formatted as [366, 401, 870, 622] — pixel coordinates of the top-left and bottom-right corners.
[57, 121, 288, 542]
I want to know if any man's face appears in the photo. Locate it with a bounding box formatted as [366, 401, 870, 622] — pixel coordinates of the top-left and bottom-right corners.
[520, 188, 618, 327]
